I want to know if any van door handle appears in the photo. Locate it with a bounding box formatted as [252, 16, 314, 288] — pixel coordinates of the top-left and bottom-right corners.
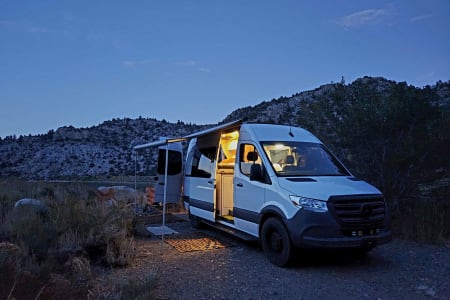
[208, 180, 214, 184]
[236, 183, 243, 187]
[158, 182, 164, 186]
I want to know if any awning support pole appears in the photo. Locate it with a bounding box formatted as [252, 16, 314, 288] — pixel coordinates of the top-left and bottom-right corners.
[134, 150, 138, 213]
[162, 145, 169, 228]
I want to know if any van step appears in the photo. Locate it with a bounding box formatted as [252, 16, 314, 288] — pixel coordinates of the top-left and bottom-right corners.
[204, 221, 258, 242]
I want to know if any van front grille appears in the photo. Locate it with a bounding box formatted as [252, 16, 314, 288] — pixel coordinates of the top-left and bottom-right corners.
[328, 195, 386, 229]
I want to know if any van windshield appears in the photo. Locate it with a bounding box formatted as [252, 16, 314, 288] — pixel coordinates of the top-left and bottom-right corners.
[261, 142, 350, 177]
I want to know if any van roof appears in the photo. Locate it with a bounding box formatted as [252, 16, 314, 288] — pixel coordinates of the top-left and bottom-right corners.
[134, 120, 321, 150]
[240, 123, 322, 144]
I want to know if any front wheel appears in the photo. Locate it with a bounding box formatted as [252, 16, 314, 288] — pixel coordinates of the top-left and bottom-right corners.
[260, 218, 292, 267]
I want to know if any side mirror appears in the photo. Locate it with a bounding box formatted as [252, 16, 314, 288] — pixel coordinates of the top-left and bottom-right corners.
[250, 164, 264, 182]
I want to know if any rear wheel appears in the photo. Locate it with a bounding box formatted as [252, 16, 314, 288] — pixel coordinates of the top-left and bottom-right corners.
[261, 217, 292, 267]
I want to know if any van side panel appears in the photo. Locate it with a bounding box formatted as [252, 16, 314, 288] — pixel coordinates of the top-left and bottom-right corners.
[233, 141, 266, 236]
[185, 176, 216, 221]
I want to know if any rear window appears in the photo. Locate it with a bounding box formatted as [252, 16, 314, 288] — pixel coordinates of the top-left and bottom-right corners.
[157, 149, 182, 175]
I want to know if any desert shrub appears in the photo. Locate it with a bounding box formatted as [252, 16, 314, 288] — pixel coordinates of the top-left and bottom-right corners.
[0, 178, 25, 225]
[45, 192, 136, 266]
[392, 179, 450, 243]
[105, 229, 136, 267]
[0, 179, 140, 299]
[80, 203, 136, 266]
[1, 204, 56, 261]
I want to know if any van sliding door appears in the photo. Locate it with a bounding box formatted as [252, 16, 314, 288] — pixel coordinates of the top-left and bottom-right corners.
[186, 145, 217, 222]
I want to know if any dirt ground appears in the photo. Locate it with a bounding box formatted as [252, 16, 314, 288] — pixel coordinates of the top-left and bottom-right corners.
[94, 213, 450, 300]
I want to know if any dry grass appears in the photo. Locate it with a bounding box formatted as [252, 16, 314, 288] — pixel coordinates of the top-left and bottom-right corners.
[0, 177, 155, 299]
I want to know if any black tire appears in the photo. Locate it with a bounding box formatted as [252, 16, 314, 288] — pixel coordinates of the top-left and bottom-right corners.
[351, 246, 374, 257]
[260, 217, 292, 267]
[189, 210, 203, 229]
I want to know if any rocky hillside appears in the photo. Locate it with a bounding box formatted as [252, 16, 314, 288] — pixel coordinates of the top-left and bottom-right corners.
[1, 77, 449, 184]
[223, 77, 450, 124]
[0, 118, 207, 179]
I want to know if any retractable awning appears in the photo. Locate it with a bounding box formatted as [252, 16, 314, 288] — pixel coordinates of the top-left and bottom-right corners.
[133, 119, 242, 150]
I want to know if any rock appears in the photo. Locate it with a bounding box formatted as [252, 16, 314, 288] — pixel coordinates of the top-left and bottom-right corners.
[14, 198, 48, 217]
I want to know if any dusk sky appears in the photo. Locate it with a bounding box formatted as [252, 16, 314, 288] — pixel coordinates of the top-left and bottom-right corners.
[1, 0, 449, 138]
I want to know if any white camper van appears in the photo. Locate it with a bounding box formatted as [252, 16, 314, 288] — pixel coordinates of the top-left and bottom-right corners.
[138, 120, 392, 266]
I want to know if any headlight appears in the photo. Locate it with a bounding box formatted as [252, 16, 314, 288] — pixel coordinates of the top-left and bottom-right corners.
[290, 195, 328, 212]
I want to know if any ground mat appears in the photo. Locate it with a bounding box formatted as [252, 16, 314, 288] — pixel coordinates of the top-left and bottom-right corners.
[164, 232, 233, 253]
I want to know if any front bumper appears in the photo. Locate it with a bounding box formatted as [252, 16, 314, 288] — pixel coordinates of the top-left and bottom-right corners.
[285, 209, 392, 249]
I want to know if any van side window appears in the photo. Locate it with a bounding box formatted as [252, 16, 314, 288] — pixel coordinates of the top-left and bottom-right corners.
[190, 146, 217, 178]
[239, 144, 261, 176]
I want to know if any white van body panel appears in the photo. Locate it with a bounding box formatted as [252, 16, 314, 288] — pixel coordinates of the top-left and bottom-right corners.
[262, 178, 298, 219]
[233, 160, 265, 236]
[277, 176, 382, 203]
[233, 218, 258, 236]
[185, 176, 215, 222]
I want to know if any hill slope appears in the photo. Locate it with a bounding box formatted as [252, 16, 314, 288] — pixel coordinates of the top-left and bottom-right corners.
[0, 118, 207, 179]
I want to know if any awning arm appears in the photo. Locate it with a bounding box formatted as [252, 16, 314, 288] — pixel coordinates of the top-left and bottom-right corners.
[134, 137, 187, 151]
[184, 119, 242, 139]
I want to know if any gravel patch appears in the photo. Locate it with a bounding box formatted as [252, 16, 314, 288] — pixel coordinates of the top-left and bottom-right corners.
[96, 213, 450, 300]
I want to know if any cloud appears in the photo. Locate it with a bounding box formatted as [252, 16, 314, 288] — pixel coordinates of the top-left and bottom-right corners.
[337, 9, 389, 29]
[410, 14, 432, 22]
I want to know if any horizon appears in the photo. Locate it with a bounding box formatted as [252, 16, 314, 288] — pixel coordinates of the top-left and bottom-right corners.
[1, 76, 447, 139]
[1, 1, 449, 138]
